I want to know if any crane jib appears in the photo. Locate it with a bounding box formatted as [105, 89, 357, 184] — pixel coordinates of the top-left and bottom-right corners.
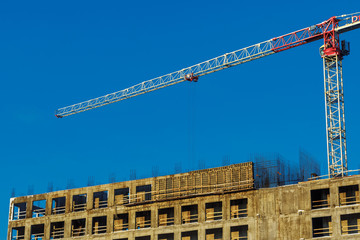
[55, 13, 360, 118]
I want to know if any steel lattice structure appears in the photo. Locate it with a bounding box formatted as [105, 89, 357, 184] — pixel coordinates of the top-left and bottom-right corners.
[56, 13, 360, 178]
[323, 55, 347, 177]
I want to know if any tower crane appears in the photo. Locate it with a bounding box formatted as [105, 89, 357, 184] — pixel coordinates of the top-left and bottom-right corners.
[56, 13, 360, 178]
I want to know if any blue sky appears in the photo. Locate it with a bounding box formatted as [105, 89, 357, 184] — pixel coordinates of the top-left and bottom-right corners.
[1, 0, 359, 236]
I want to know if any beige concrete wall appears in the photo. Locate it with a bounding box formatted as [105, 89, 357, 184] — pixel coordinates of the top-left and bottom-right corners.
[7, 172, 360, 240]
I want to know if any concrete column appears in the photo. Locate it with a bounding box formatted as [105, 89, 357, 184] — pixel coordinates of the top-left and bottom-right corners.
[108, 186, 115, 207]
[198, 199, 205, 223]
[87, 215, 92, 235]
[44, 218, 50, 239]
[64, 218, 72, 238]
[151, 204, 158, 228]
[87, 189, 93, 210]
[108, 212, 113, 233]
[129, 209, 136, 230]
[174, 204, 181, 225]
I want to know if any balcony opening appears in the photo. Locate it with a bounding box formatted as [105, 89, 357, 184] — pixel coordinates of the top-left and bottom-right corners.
[31, 224, 44, 240]
[205, 202, 222, 221]
[72, 193, 87, 212]
[136, 185, 152, 202]
[136, 210, 151, 229]
[182, 205, 198, 224]
[311, 188, 330, 209]
[158, 233, 174, 240]
[52, 197, 65, 214]
[231, 225, 248, 240]
[11, 227, 25, 240]
[32, 199, 46, 218]
[158, 207, 174, 226]
[114, 213, 129, 231]
[341, 213, 360, 235]
[339, 185, 360, 206]
[12, 202, 26, 220]
[206, 228, 223, 240]
[135, 236, 150, 240]
[312, 216, 332, 238]
[181, 231, 198, 240]
[114, 188, 129, 205]
[93, 191, 108, 209]
[230, 199, 247, 218]
[71, 218, 86, 237]
[93, 216, 107, 234]
[50, 221, 64, 239]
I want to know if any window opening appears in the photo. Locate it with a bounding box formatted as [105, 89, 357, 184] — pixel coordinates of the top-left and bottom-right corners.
[52, 197, 65, 214]
[136, 211, 151, 229]
[50, 221, 64, 239]
[71, 218, 86, 237]
[205, 202, 222, 221]
[158, 207, 174, 226]
[32, 200, 46, 218]
[72, 194, 87, 212]
[114, 188, 129, 205]
[311, 188, 330, 209]
[114, 213, 129, 231]
[12, 202, 26, 220]
[182, 205, 198, 224]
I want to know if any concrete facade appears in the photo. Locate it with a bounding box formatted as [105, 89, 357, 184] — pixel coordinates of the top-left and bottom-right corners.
[7, 162, 360, 240]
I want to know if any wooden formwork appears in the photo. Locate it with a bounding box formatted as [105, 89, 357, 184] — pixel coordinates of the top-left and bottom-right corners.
[153, 162, 254, 200]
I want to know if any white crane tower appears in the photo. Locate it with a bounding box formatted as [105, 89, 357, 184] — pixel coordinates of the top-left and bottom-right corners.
[56, 13, 360, 178]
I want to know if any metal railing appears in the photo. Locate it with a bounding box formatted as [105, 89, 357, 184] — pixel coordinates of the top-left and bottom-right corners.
[72, 227, 86, 236]
[159, 216, 175, 226]
[182, 213, 198, 224]
[11, 235, 25, 240]
[52, 206, 66, 214]
[94, 199, 108, 208]
[114, 222, 129, 231]
[136, 219, 151, 228]
[50, 228, 64, 239]
[32, 208, 45, 218]
[231, 208, 248, 218]
[313, 227, 332, 237]
[30, 233, 44, 240]
[312, 199, 329, 209]
[13, 210, 26, 220]
[205, 211, 222, 221]
[342, 224, 360, 234]
[73, 203, 86, 211]
[340, 195, 360, 205]
[93, 225, 107, 234]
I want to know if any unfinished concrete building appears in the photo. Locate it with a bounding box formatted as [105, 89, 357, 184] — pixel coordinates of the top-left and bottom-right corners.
[7, 161, 360, 239]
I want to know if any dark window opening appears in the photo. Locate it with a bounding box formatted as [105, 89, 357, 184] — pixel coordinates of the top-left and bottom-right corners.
[181, 231, 198, 240]
[31, 224, 44, 240]
[230, 199, 248, 218]
[158, 207, 174, 226]
[158, 233, 174, 240]
[136, 211, 151, 229]
[72, 194, 87, 212]
[93, 191, 108, 209]
[32, 200, 46, 218]
[205, 202, 222, 221]
[114, 188, 129, 205]
[206, 228, 222, 240]
[341, 213, 360, 235]
[13, 202, 26, 220]
[339, 185, 360, 206]
[136, 185, 152, 202]
[114, 213, 129, 231]
[182, 205, 198, 224]
[311, 188, 330, 209]
[52, 197, 66, 214]
[93, 216, 107, 234]
[50, 221, 64, 239]
[231, 225, 248, 240]
[11, 227, 25, 240]
[135, 237, 150, 240]
[312, 216, 332, 238]
[71, 218, 86, 237]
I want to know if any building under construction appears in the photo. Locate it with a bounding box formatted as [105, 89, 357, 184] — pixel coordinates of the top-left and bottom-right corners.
[7, 159, 360, 240]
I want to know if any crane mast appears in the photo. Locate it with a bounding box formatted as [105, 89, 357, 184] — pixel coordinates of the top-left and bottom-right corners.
[56, 13, 360, 178]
